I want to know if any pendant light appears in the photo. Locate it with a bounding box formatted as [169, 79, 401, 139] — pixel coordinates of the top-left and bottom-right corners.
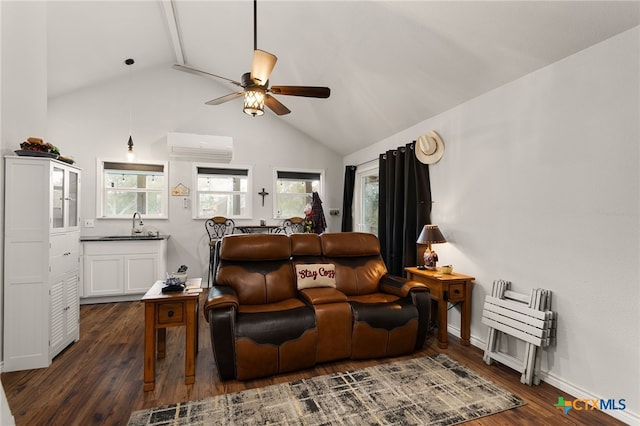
[125, 58, 135, 162]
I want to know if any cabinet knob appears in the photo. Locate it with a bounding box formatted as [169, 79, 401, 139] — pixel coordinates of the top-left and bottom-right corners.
[168, 310, 174, 318]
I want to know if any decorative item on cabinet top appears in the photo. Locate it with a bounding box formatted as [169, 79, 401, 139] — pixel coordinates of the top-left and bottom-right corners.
[15, 136, 75, 164]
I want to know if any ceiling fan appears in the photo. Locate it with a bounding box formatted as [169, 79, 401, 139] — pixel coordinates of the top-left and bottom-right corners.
[173, 0, 330, 116]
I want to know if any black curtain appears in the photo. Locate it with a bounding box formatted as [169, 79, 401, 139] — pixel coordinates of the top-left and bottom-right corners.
[341, 165, 357, 231]
[378, 142, 432, 276]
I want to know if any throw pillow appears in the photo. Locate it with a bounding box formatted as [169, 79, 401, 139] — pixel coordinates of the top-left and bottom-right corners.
[295, 264, 336, 290]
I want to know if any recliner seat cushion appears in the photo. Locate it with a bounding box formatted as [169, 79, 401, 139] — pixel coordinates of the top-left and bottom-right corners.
[236, 305, 316, 346]
[235, 305, 317, 380]
[350, 298, 419, 359]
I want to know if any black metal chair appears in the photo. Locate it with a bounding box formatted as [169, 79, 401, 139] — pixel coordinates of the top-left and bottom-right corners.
[205, 216, 235, 286]
[282, 216, 306, 234]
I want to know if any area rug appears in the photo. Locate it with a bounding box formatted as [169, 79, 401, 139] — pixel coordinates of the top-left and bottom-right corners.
[128, 353, 525, 426]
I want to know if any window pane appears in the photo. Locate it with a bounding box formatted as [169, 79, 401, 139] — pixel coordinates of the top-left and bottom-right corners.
[195, 166, 250, 219]
[198, 175, 246, 192]
[354, 165, 379, 235]
[146, 192, 163, 215]
[363, 175, 379, 235]
[277, 193, 310, 218]
[274, 170, 322, 219]
[146, 175, 164, 190]
[100, 161, 167, 218]
[105, 191, 138, 216]
[198, 193, 246, 218]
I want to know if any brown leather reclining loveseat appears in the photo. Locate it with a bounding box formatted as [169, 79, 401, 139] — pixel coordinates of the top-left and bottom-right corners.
[204, 232, 431, 380]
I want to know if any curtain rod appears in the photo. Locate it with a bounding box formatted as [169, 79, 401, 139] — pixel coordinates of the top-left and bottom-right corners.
[350, 141, 416, 167]
[349, 158, 378, 168]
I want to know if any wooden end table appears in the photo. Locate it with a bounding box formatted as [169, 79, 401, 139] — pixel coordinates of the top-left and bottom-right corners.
[405, 267, 474, 349]
[142, 278, 202, 391]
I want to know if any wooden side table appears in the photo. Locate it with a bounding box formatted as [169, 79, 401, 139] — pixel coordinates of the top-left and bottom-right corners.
[405, 267, 474, 349]
[142, 278, 202, 391]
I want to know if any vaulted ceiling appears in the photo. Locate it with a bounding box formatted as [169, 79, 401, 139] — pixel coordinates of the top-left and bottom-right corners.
[46, 1, 640, 155]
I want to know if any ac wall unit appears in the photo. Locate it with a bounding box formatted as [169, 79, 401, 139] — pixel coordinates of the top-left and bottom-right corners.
[167, 132, 233, 162]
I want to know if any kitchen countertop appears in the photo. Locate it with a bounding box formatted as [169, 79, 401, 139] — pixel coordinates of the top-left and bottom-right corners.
[80, 234, 170, 242]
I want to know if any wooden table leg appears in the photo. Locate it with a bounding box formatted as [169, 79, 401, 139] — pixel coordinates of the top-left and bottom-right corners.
[184, 299, 196, 385]
[460, 284, 472, 346]
[437, 299, 448, 349]
[157, 328, 166, 358]
[143, 302, 156, 391]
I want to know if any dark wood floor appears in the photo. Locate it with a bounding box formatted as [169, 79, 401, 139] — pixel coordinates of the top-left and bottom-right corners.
[1, 294, 623, 426]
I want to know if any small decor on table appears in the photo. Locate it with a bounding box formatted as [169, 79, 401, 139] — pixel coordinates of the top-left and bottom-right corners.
[440, 265, 453, 274]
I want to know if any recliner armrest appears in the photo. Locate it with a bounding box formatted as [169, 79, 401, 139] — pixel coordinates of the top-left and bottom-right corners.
[299, 287, 348, 305]
[204, 286, 239, 320]
[379, 274, 429, 298]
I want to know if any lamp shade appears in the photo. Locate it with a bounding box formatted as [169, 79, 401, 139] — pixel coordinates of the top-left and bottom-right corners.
[416, 225, 446, 245]
[243, 88, 265, 116]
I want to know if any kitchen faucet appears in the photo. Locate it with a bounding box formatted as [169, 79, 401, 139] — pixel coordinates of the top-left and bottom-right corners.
[132, 211, 144, 235]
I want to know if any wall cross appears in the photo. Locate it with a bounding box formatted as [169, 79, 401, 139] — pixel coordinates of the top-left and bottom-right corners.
[258, 187, 269, 206]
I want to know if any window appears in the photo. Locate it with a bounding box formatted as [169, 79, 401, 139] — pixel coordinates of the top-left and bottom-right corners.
[274, 169, 323, 219]
[98, 160, 167, 218]
[354, 162, 379, 235]
[194, 164, 251, 219]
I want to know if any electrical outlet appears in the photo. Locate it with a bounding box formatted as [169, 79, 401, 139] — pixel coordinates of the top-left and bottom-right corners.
[84, 219, 95, 228]
[329, 208, 340, 216]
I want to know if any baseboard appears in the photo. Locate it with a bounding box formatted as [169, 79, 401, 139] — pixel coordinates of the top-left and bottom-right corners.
[448, 325, 640, 425]
[80, 294, 144, 305]
[1, 377, 16, 426]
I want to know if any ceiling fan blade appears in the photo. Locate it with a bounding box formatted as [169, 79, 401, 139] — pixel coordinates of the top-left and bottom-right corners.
[270, 86, 330, 98]
[205, 91, 244, 105]
[264, 94, 291, 115]
[173, 64, 242, 87]
[251, 50, 277, 86]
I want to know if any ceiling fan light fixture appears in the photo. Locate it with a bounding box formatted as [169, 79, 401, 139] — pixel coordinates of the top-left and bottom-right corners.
[243, 87, 265, 116]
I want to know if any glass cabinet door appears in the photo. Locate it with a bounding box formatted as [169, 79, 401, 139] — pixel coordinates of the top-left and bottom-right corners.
[52, 164, 80, 230]
[68, 169, 79, 228]
[52, 166, 65, 229]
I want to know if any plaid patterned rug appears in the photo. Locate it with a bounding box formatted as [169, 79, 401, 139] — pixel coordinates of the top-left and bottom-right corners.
[128, 353, 525, 425]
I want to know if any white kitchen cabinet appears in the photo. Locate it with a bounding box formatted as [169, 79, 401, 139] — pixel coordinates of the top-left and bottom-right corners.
[81, 238, 168, 303]
[3, 156, 81, 372]
[50, 273, 79, 357]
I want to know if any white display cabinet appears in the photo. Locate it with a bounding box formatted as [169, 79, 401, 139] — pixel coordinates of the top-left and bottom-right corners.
[3, 156, 81, 372]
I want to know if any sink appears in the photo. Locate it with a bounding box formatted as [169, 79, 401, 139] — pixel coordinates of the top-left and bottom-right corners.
[100, 235, 159, 240]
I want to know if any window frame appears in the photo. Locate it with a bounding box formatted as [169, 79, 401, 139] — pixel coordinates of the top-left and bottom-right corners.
[354, 161, 379, 235]
[96, 158, 168, 219]
[272, 167, 324, 219]
[192, 162, 253, 220]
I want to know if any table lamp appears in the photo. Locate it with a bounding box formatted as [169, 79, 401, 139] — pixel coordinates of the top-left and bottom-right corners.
[416, 225, 446, 270]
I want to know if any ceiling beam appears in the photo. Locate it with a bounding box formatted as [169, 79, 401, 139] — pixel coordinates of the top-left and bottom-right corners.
[161, 0, 185, 65]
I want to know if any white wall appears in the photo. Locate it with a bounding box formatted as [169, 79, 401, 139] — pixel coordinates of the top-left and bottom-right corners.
[0, 1, 48, 377]
[47, 65, 343, 280]
[345, 27, 640, 424]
